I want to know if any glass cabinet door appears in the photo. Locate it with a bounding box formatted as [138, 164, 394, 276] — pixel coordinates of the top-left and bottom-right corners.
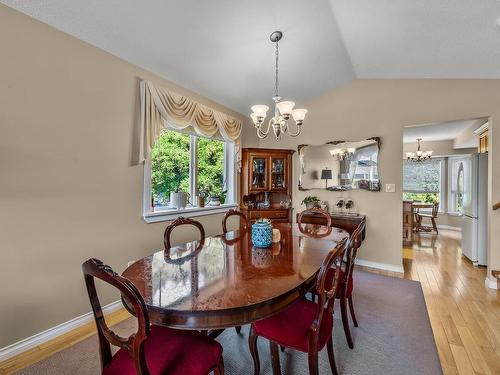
[250, 156, 267, 191]
[270, 157, 287, 190]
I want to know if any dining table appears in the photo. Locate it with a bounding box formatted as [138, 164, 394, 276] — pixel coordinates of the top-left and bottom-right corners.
[121, 223, 349, 335]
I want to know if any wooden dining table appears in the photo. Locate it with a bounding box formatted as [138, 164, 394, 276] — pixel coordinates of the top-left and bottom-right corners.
[121, 223, 349, 334]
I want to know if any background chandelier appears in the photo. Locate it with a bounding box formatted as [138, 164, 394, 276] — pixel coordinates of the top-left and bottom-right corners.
[250, 31, 307, 140]
[330, 147, 356, 161]
[406, 138, 432, 162]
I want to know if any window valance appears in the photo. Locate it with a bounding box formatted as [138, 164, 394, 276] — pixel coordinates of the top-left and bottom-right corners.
[139, 80, 242, 163]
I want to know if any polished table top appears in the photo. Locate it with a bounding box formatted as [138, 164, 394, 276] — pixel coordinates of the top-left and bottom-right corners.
[122, 223, 349, 329]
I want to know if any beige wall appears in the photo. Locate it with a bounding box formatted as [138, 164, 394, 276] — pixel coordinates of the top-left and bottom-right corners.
[0, 5, 257, 348]
[259, 79, 500, 281]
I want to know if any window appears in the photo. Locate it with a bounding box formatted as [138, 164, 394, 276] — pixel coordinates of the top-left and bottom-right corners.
[144, 129, 236, 222]
[403, 158, 444, 211]
[448, 157, 468, 215]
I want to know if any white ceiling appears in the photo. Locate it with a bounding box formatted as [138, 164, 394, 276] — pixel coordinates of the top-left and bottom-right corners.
[330, 0, 500, 78]
[2, 0, 500, 115]
[403, 119, 482, 143]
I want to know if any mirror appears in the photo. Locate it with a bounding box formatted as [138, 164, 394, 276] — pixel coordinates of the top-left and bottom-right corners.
[298, 137, 381, 192]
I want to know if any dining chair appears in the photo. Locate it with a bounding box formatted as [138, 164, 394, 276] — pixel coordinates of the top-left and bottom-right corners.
[248, 237, 350, 375]
[297, 207, 332, 238]
[324, 221, 365, 349]
[164, 216, 205, 251]
[416, 202, 439, 234]
[222, 208, 248, 234]
[82, 258, 224, 375]
[221, 209, 248, 335]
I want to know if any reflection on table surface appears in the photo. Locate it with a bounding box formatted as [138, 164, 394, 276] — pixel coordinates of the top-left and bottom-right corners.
[122, 223, 349, 313]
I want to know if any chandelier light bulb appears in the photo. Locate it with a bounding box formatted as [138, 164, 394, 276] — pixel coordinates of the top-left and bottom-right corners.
[276, 101, 295, 119]
[292, 108, 307, 124]
[251, 105, 269, 120]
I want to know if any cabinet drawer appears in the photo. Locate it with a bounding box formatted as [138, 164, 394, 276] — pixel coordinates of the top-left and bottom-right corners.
[249, 210, 288, 220]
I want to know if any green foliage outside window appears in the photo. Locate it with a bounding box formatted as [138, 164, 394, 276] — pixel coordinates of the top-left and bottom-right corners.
[150, 130, 225, 207]
[402, 192, 439, 204]
[151, 131, 190, 204]
[197, 137, 225, 199]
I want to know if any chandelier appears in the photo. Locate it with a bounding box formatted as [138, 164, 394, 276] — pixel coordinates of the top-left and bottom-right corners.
[330, 147, 356, 161]
[250, 31, 307, 140]
[406, 138, 432, 162]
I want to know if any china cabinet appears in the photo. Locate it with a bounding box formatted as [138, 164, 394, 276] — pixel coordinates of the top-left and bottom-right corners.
[240, 148, 294, 223]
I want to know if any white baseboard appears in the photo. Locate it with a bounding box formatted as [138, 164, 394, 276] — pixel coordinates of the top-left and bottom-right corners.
[0, 300, 122, 363]
[485, 277, 498, 290]
[436, 225, 461, 232]
[355, 259, 404, 274]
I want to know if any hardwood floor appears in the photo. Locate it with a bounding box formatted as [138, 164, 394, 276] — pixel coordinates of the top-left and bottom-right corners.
[404, 230, 500, 375]
[1, 229, 498, 374]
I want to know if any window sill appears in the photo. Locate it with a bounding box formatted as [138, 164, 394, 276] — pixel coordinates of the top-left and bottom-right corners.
[143, 203, 238, 223]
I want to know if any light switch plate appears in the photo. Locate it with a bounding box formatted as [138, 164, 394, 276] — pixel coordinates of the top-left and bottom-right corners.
[385, 183, 396, 193]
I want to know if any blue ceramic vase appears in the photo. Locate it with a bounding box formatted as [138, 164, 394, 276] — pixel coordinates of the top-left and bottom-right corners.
[252, 220, 273, 248]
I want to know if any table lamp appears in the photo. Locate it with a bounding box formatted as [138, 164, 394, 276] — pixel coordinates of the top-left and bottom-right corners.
[321, 168, 332, 189]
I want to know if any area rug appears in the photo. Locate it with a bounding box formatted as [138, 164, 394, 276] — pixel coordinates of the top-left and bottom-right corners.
[16, 271, 442, 374]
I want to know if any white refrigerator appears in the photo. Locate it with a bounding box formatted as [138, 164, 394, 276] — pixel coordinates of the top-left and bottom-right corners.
[461, 153, 488, 266]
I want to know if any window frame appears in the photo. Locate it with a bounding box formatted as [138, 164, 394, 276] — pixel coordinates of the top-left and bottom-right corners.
[403, 157, 445, 213]
[447, 156, 468, 216]
[142, 132, 237, 223]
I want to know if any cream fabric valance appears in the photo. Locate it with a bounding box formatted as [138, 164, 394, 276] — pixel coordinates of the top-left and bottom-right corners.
[139, 80, 242, 162]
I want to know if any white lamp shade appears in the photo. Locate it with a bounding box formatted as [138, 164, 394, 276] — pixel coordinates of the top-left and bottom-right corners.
[292, 108, 308, 122]
[251, 105, 269, 119]
[250, 113, 258, 124]
[276, 101, 295, 116]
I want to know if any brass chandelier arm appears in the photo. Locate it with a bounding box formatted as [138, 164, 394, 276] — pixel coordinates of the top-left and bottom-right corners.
[287, 123, 302, 137]
[256, 119, 273, 139]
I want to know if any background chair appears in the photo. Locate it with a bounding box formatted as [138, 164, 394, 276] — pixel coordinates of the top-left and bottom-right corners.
[222, 208, 248, 234]
[222, 209, 248, 335]
[164, 216, 205, 251]
[416, 202, 439, 234]
[82, 258, 224, 375]
[297, 207, 332, 238]
[325, 221, 365, 349]
[248, 237, 350, 375]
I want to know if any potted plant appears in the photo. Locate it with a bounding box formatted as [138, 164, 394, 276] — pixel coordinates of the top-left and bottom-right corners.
[301, 196, 321, 210]
[170, 188, 189, 209]
[209, 187, 227, 206]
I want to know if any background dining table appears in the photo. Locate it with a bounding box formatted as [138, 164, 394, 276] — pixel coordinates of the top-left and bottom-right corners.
[121, 223, 349, 335]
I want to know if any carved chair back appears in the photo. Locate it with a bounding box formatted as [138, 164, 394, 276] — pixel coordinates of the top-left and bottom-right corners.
[222, 209, 248, 234]
[297, 207, 332, 238]
[164, 216, 205, 253]
[309, 237, 350, 347]
[342, 221, 366, 285]
[82, 258, 151, 375]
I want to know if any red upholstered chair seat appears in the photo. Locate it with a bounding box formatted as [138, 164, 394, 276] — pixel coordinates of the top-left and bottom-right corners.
[103, 325, 222, 375]
[325, 268, 353, 298]
[252, 299, 333, 352]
